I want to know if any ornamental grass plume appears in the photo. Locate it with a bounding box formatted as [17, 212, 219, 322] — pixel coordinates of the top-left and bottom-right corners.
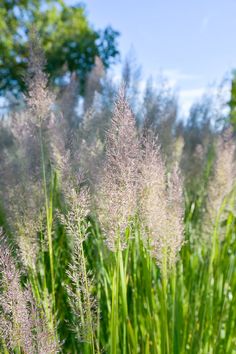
[25, 28, 54, 125]
[3, 180, 44, 271]
[96, 87, 139, 251]
[0, 232, 59, 353]
[11, 204, 43, 272]
[66, 234, 97, 346]
[76, 109, 104, 186]
[0, 235, 34, 353]
[166, 163, 185, 264]
[27, 288, 60, 354]
[203, 127, 236, 238]
[59, 178, 98, 347]
[139, 133, 184, 270]
[60, 180, 90, 243]
[24, 27, 59, 181]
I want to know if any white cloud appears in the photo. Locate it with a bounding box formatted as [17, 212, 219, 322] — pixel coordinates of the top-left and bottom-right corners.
[161, 69, 201, 88]
[180, 88, 205, 99]
[179, 83, 231, 117]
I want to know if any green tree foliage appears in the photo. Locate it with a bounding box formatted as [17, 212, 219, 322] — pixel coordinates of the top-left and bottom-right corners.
[0, 0, 119, 95]
[229, 71, 236, 130]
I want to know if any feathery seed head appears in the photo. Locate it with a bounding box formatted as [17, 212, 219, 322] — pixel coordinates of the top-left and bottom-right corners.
[0, 232, 59, 353]
[5, 181, 44, 271]
[96, 87, 139, 250]
[66, 238, 97, 344]
[25, 28, 55, 125]
[0, 233, 34, 353]
[203, 127, 236, 237]
[139, 133, 184, 271]
[60, 184, 90, 246]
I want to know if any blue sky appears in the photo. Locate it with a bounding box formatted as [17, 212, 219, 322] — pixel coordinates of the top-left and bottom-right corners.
[71, 0, 236, 114]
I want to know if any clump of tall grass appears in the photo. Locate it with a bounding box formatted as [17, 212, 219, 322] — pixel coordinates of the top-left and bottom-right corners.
[1, 30, 236, 354]
[93, 89, 185, 353]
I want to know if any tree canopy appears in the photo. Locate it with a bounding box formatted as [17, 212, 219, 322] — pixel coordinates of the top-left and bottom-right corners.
[229, 72, 236, 131]
[0, 0, 120, 95]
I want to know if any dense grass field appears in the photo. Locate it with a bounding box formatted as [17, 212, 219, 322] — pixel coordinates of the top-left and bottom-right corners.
[0, 34, 236, 354]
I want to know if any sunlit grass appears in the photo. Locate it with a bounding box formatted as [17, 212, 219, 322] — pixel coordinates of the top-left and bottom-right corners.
[0, 32, 236, 354]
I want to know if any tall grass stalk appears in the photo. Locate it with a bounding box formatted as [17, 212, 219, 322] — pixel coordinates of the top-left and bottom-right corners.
[39, 126, 55, 310]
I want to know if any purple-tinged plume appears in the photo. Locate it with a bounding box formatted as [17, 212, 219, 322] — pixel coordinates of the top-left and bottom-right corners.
[96, 88, 139, 250]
